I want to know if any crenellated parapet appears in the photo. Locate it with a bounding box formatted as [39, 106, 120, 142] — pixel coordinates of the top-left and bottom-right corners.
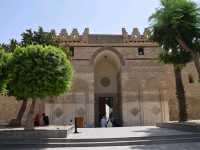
[54, 27, 151, 46]
[122, 27, 151, 43]
[143, 28, 151, 40]
[59, 29, 68, 37]
[82, 28, 89, 43]
[122, 28, 129, 43]
[55, 28, 89, 45]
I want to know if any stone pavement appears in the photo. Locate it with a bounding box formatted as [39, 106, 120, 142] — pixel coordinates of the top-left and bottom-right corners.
[68, 126, 191, 139]
[15, 143, 200, 150]
[2, 126, 200, 149]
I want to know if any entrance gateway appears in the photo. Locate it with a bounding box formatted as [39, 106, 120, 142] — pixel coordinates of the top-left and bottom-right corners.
[94, 50, 123, 127]
[2, 28, 199, 127]
[39, 28, 172, 127]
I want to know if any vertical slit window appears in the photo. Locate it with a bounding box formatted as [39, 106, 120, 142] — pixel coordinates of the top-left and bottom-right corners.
[70, 47, 74, 57]
[188, 74, 194, 83]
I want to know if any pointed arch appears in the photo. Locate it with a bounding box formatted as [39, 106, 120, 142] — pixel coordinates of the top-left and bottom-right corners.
[90, 47, 125, 65]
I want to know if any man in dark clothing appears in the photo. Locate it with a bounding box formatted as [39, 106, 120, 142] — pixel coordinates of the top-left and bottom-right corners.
[42, 113, 49, 126]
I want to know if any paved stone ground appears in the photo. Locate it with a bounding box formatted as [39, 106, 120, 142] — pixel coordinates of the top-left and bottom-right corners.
[68, 126, 192, 139]
[13, 143, 200, 150]
[3, 126, 200, 150]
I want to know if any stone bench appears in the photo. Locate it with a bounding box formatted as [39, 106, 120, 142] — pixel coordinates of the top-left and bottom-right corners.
[0, 125, 74, 139]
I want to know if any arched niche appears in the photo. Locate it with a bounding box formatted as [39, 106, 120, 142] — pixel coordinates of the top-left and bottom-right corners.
[93, 48, 123, 127]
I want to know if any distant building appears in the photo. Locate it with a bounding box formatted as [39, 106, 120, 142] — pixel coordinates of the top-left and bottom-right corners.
[0, 28, 200, 127]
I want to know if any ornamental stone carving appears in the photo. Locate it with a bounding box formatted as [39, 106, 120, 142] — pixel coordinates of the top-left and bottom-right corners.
[77, 107, 85, 116]
[131, 108, 139, 116]
[54, 107, 63, 118]
[101, 77, 111, 87]
[151, 106, 161, 115]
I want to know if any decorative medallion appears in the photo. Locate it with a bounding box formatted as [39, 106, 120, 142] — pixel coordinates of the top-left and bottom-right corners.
[54, 107, 63, 118]
[77, 107, 85, 116]
[100, 77, 111, 87]
[131, 108, 139, 116]
[151, 106, 161, 115]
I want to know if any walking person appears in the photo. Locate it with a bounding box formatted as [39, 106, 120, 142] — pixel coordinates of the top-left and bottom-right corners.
[42, 113, 49, 126]
[100, 116, 107, 128]
[107, 118, 112, 127]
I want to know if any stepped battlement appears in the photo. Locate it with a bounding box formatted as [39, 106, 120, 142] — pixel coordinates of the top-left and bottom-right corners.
[54, 28, 152, 45]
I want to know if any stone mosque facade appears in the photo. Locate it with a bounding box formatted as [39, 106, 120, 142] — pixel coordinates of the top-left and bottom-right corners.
[0, 28, 200, 127]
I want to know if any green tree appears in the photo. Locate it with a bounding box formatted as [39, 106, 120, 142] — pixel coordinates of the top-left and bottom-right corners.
[9, 39, 18, 52]
[21, 29, 34, 46]
[0, 41, 27, 127]
[0, 48, 12, 95]
[1, 27, 70, 126]
[159, 49, 191, 121]
[21, 27, 57, 47]
[7, 27, 68, 126]
[0, 39, 19, 53]
[1, 27, 70, 127]
[21, 27, 72, 59]
[9, 45, 72, 128]
[149, 0, 200, 81]
[0, 47, 28, 127]
[0, 43, 10, 52]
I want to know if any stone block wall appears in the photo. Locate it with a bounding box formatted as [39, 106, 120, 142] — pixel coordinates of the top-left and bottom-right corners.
[0, 44, 200, 127]
[169, 62, 200, 121]
[0, 96, 44, 124]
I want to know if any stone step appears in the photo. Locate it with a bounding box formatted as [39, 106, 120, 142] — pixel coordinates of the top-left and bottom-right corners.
[1, 133, 200, 143]
[65, 133, 200, 143]
[157, 123, 200, 132]
[1, 134, 200, 148]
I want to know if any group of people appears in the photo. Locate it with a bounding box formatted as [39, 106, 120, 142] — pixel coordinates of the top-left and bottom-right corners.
[100, 115, 120, 128]
[34, 113, 49, 126]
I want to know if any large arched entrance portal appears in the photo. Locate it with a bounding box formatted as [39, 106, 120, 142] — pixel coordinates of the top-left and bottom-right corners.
[94, 49, 123, 127]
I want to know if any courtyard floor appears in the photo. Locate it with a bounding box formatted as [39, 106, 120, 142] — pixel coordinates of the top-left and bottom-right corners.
[18, 143, 200, 150]
[68, 126, 191, 139]
[2, 126, 200, 150]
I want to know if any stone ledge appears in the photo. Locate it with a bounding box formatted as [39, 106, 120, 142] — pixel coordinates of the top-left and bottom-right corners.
[157, 122, 200, 132]
[0, 125, 74, 139]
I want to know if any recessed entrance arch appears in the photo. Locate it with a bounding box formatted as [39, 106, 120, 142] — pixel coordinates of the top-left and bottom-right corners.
[93, 48, 123, 127]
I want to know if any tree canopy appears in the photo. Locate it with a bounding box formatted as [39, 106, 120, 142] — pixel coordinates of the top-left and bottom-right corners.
[9, 45, 72, 99]
[1, 27, 71, 59]
[21, 27, 57, 47]
[0, 48, 12, 95]
[0, 39, 19, 53]
[159, 49, 192, 68]
[150, 0, 200, 50]
[149, 0, 200, 81]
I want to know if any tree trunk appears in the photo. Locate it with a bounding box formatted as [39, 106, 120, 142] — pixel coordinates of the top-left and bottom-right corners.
[191, 51, 200, 81]
[16, 99, 27, 125]
[174, 66, 188, 122]
[9, 99, 27, 127]
[25, 99, 36, 129]
[176, 37, 200, 81]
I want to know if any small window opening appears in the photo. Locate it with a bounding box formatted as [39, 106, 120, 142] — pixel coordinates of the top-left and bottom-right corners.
[138, 47, 144, 55]
[188, 74, 194, 83]
[69, 47, 74, 57]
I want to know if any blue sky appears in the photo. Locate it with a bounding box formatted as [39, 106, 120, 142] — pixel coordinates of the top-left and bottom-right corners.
[0, 0, 199, 43]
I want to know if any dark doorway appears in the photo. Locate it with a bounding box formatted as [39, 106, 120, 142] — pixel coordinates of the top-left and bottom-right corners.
[94, 50, 123, 127]
[96, 97, 113, 127]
